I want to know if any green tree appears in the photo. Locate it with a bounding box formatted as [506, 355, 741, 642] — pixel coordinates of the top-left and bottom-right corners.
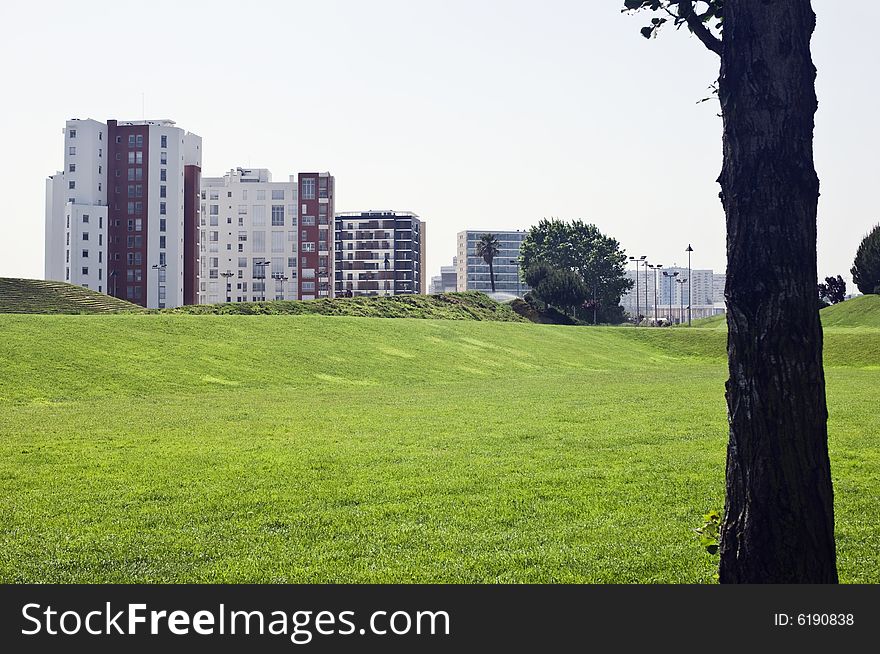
[851, 224, 880, 295]
[476, 234, 501, 293]
[625, 0, 837, 582]
[534, 267, 589, 316]
[520, 219, 632, 323]
[817, 275, 846, 306]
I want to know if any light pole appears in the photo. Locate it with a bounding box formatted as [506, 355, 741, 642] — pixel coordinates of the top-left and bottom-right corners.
[686, 244, 693, 326]
[663, 270, 679, 323]
[648, 264, 662, 324]
[151, 263, 166, 309]
[255, 259, 271, 301]
[220, 270, 234, 303]
[109, 269, 118, 298]
[629, 255, 646, 325]
[676, 278, 687, 324]
[278, 274, 289, 301]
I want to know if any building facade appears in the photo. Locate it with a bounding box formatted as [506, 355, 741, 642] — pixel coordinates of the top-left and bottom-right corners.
[298, 172, 335, 300]
[45, 118, 202, 308]
[455, 230, 529, 297]
[335, 211, 425, 296]
[200, 168, 299, 303]
[429, 257, 458, 294]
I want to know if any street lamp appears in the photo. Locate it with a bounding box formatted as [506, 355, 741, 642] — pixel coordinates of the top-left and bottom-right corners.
[220, 270, 235, 303]
[629, 255, 646, 325]
[648, 264, 663, 324]
[662, 270, 680, 323]
[686, 244, 694, 326]
[676, 277, 688, 325]
[108, 269, 119, 298]
[151, 263, 166, 309]
[278, 274, 289, 301]
[255, 259, 271, 301]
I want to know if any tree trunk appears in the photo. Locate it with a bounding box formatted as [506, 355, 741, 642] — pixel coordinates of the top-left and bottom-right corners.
[488, 259, 496, 293]
[718, 0, 837, 582]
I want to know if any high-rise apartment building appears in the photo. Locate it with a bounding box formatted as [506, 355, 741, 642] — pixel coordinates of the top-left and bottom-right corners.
[621, 266, 724, 322]
[200, 168, 299, 303]
[429, 257, 458, 294]
[298, 172, 335, 300]
[335, 211, 425, 296]
[45, 118, 202, 308]
[456, 230, 529, 297]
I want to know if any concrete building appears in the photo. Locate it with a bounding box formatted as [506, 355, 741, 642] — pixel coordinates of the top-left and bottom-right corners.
[298, 172, 335, 300]
[429, 257, 458, 294]
[200, 168, 299, 303]
[335, 211, 425, 296]
[456, 230, 529, 297]
[45, 118, 202, 308]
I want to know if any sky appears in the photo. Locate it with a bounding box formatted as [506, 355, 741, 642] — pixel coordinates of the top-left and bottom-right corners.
[0, 0, 877, 285]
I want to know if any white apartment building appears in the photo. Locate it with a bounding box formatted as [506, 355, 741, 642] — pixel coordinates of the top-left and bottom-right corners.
[200, 168, 299, 303]
[621, 266, 725, 322]
[45, 118, 202, 308]
[45, 119, 108, 292]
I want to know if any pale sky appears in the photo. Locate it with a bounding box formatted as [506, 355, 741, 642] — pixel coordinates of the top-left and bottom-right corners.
[1, 0, 877, 286]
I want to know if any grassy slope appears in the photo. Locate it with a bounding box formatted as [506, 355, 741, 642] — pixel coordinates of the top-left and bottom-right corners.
[821, 294, 880, 328]
[0, 278, 142, 314]
[164, 292, 525, 322]
[0, 315, 877, 583]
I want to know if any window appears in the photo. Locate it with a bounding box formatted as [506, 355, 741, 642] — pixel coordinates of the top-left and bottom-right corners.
[318, 176, 328, 198]
[252, 231, 266, 252]
[256, 189, 266, 201]
[302, 281, 315, 292]
[69, 129, 77, 138]
[82, 249, 89, 258]
[238, 204, 247, 215]
[210, 231, 219, 242]
[209, 205, 219, 215]
[160, 185, 167, 198]
[238, 257, 247, 268]
[128, 135, 136, 147]
[271, 231, 284, 253]
[159, 252, 166, 266]
[210, 215, 218, 226]
[127, 202, 135, 215]
[160, 152, 167, 165]
[242, 190, 248, 201]
[271, 189, 285, 200]
[69, 181, 76, 189]
[161, 135, 167, 148]
[159, 236, 166, 249]
[82, 267, 89, 276]
[82, 232, 89, 241]
[271, 205, 284, 226]
[136, 135, 143, 147]
[252, 205, 266, 226]
[301, 177, 316, 200]
[160, 202, 166, 215]
[302, 242, 315, 252]
[288, 257, 297, 269]
[302, 215, 315, 226]
[82, 214, 89, 224]
[238, 230, 247, 242]
[209, 190, 219, 200]
[115, 136, 122, 144]
[69, 163, 76, 173]
[160, 169, 166, 181]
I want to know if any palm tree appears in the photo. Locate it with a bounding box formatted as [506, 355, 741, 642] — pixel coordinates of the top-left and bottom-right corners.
[476, 233, 501, 293]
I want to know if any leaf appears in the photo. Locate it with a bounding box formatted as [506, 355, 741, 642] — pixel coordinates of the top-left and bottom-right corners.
[640, 26, 654, 39]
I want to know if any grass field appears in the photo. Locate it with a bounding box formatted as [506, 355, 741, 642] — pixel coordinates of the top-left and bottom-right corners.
[1, 312, 878, 583]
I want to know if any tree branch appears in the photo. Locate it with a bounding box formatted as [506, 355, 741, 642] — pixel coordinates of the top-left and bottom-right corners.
[679, 1, 722, 56]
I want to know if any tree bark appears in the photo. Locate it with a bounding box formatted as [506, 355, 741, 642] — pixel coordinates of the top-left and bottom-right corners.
[718, 0, 837, 582]
[488, 259, 496, 293]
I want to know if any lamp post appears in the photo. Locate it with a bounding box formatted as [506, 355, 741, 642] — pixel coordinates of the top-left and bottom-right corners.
[278, 274, 289, 301]
[662, 270, 679, 323]
[151, 263, 166, 309]
[109, 269, 118, 298]
[648, 264, 662, 324]
[220, 270, 234, 303]
[629, 255, 646, 325]
[676, 278, 688, 324]
[686, 244, 693, 326]
[255, 259, 271, 301]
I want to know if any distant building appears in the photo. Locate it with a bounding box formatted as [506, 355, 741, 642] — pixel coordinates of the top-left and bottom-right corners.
[455, 230, 529, 297]
[712, 273, 726, 304]
[429, 257, 458, 294]
[621, 266, 724, 323]
[335, 211, 425, 296]
[45, 118, 202, 308]
[199, 168, 299, 304]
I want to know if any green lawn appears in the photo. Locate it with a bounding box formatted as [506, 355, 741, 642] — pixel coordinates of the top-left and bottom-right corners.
[0, 314, 877, 583]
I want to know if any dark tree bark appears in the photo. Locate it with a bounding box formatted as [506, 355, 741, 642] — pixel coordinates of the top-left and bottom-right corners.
[488, 259, 496, 293]
[718, 0, 837, 582]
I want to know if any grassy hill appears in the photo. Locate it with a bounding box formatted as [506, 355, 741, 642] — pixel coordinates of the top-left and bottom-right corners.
[0, 278, 142, 314]
[165, 291, 525, 322]
[0, 314, 876, 583]
[821, 295, 880, 328]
